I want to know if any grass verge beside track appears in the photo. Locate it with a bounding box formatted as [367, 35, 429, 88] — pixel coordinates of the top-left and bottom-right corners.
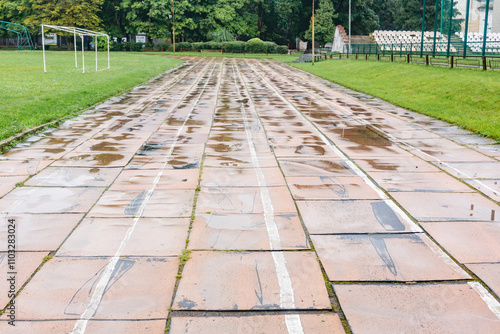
[0, 51, 182, 142]
[292, 59, 500, 142]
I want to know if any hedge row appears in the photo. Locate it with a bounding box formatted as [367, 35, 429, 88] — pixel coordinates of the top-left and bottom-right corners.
[109, 38, 288, 54]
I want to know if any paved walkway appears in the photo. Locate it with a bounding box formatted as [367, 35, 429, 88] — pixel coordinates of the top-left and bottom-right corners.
[1, 57, 500, 333]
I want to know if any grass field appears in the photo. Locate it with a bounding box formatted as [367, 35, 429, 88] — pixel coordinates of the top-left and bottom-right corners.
[0, 51, 181, 142]
[292, 59, 500, 141]
[149, 51, 300, 63]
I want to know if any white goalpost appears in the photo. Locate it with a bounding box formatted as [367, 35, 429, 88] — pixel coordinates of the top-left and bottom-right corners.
[41, 24, 110, 73]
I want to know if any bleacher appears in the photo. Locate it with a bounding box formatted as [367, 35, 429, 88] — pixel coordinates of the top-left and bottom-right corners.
[455, 32, 500, 53]
[372, 30, 456, 53]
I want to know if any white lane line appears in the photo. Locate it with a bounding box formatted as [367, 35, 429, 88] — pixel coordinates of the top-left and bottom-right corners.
[71, 60, 219, 334]
[231, 60, 304, 334]
[265, 61, 499, 202]
[246, 60, 421, 233]
[469, 282, 500, 319]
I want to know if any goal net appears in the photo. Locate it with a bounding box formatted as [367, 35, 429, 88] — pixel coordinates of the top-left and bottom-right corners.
[41, 24, 110, 73]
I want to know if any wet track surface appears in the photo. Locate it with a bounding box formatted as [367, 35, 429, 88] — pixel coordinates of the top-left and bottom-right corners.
[1, 57, 500, 333]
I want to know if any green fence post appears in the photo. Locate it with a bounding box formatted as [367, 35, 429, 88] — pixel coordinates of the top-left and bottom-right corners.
[463, 0, 471, 58]
[482, 0, 490, 57]
[421, 0, 427, 57]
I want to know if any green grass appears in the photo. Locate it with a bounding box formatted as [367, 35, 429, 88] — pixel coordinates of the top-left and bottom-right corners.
[0, 51, 181, 142]
[292, 59, 500, 141]
[148, 51, 301, 63]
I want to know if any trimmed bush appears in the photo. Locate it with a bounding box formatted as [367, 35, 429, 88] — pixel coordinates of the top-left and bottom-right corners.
[191, 42, 203, 50]
[110, 42, 123, 51]
[265, 41, 278, 53]
[129, 42, 143, 51]
[223, 41, 246, 53]
[157, 43, 171, 51]
[245, 38, 267, 53]
[277, 45, 289, 54]
[176, 42, 192, 50]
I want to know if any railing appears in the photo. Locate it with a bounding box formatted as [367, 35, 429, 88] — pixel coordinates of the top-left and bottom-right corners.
[344, 41, 500, 57]
[336, 52, 500, 70]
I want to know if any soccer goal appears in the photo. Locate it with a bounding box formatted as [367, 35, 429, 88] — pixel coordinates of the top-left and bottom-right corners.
[41, 24, 110, 73]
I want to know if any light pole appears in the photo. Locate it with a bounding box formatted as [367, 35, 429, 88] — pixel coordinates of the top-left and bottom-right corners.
[312, 0, 315, 65]
[172, 0, 175, 53]
[349, 0, 351, 55]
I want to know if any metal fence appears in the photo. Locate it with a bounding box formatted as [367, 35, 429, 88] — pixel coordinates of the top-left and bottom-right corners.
[333, 52, 500, 71]
[344, 41, 500, 57]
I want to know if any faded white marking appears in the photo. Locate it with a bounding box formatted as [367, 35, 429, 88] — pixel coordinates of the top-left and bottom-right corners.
[71, 60, 218, 334]
[469, 282, 500, 319]
[231, 61, 303, 334]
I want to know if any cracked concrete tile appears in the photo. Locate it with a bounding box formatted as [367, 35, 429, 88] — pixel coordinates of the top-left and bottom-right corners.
[57, 218, 189, 257]
[370, 172, 473, 192]
[464, 179, 500, 202]
[0, 252, 48, 307]
[336, 144, 412, 158]
[287, 176, 380, 200]
[0, 160, 52, 176]
[126, 154, 201, 170]
[312, 234, 468, 281]
[278, 159, 355, 177]
[54, 151, 136, 168]
[434, 161, 500, 179]
[201, 167, 285, 187]
[88, 189, 195, 218]
[421, 222, 500, 263]
[0, 176, 27, 197]
[0, 320, 167, 333]
[110, 169, 199, 191]
[334, 283, 500, 333]
[355, 157, 438, 173]
[196, 187, 296, 215]
[203, 153, 277, 168]
[271, 144, 339, 159]
[7, 257, 178, 320]
[173, 251, 330, 311]
[467, 263, 500, 299]
[26, 167, 121, 187]
[0, 187, 104, 214]
[297, 200, 418, 234]
[188, 214, 308, 250]
[0, 214, 83, 251]
[169, 313, 344, 334]
[1, 148, 70, 160]
[412, 148, 495, 162]
[391, 192, 500, 222]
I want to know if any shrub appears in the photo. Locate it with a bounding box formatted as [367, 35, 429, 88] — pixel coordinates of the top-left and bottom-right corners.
[110, 42, 123, 51]
[265, 41, 278, 53]
[191, 42, 203, 50]
[129, 42, 143, 51]
[223, 41, 246, 53]
[157, 43, 170, 51]
[245, 38, 267, 53]
[277, 45, 289, 54]
[176, 42, 192, 50]
[123, 42, 131, 51]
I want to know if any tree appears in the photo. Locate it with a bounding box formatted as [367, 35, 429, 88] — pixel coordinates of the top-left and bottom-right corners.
[208, 0, 262, 39]
[120, 0, 173, 39]
[19, 0, 104, 33]
[304, 0, 337, 46]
